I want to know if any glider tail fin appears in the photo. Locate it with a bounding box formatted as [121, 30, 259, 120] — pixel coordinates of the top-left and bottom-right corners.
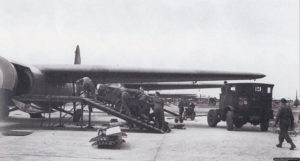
[74, 45, 81, 64]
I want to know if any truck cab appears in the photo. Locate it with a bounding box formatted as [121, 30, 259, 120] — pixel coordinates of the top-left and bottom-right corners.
[207, 83, 274, 131]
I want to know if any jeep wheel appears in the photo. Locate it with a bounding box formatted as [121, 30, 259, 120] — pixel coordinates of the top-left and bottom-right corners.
[207, 109, 219, 127]
[260, 120, 269, 131]
[226, 111, 234, 131]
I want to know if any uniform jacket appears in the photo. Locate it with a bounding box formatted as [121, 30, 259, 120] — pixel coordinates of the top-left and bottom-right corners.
[275, 105, 294, 130]
[152, 96, 164, 111]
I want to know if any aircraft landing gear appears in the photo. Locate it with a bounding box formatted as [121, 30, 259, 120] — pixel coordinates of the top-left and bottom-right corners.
[0, 106, 9, 120]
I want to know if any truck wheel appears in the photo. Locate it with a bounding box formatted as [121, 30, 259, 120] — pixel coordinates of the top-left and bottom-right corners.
[207, 109, 219, 127]
[174, 118, 178, 123]
[234, 122, 243, 128]
[73, 109, 83, 122]
[226, 111, 234, 131]
[260, 120, 269, 131]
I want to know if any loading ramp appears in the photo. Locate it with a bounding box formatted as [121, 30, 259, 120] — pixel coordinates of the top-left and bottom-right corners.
[14, 95, 164, 133]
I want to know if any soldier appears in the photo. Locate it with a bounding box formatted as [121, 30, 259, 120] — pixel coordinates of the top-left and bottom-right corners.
[119, 87, 132, 116]
[189, 102, 195, 114]
[275, 98, 296, 150]
[221, 81, 229, 93]
[76, 77, 95, 98]
[152, 92, 165, 129]
[137, 90, 150, 120]
[178, 98, 185, 119]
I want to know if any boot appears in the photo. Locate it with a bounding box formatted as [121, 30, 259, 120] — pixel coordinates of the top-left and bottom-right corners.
[276, 137, 284, 148]
[290, 142, 296, 150]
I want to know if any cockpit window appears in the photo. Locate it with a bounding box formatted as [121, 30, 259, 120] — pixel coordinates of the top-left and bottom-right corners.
[230, 86, 236, 91]
[255, 86, 261, 92]
[239, 97, 248, 106]
[267, 87, 271, 94]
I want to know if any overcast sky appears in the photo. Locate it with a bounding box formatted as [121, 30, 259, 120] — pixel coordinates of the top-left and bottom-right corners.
[0, 0, 299, 99]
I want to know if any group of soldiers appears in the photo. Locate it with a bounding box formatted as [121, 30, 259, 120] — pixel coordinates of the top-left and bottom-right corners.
[76, 77, 297, 150]
[76, 77, 167, 130]
[178, 99, 195, 119]
[119, 87, 166, 129]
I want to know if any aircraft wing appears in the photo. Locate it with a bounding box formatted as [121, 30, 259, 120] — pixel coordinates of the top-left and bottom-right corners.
[123, 83, 223, 90]
[36, 65, 265, 84]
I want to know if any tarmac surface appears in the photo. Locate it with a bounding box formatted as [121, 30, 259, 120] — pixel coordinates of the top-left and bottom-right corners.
[0, 105, 299, 161]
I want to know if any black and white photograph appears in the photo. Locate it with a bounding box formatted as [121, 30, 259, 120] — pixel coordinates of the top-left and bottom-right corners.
[0, 0, 299, 161]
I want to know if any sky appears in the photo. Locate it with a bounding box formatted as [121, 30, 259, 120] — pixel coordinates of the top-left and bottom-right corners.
[0, 0, 299, 99]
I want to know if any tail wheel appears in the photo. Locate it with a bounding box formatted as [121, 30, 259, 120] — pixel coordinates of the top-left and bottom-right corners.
[73, 109, 83, 122]
[207, 109, 219, 127]
[260, 120, 269, 131]
[226, 111, 234, 131]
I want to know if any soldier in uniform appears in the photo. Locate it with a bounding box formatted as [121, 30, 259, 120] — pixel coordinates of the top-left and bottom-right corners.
[178, 98, 185, 119]
[152, 92, 165, 129]
[188, 102, 195, 114]
[137, 89, 151, 120]
[75, 77, 96, 114]
[221, 81, 229, 94]
[76, 77, 96, 98]
[120, 87, 132, 116]
[275, 98, 296, 150]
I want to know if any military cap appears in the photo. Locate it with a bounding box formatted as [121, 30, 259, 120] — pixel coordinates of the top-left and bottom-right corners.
[155, 91, 161, 96]
[280, 98, 287, 103]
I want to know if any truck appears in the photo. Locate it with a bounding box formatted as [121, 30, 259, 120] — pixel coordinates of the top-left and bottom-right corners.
[207, 83, 274, 131]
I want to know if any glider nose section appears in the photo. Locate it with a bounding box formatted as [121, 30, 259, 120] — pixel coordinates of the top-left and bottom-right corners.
[0, 56, 18, 90]
[0, 56, 18, 119]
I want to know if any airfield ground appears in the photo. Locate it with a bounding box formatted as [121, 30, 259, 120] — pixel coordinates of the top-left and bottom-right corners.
[0, 105, 299, 161]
